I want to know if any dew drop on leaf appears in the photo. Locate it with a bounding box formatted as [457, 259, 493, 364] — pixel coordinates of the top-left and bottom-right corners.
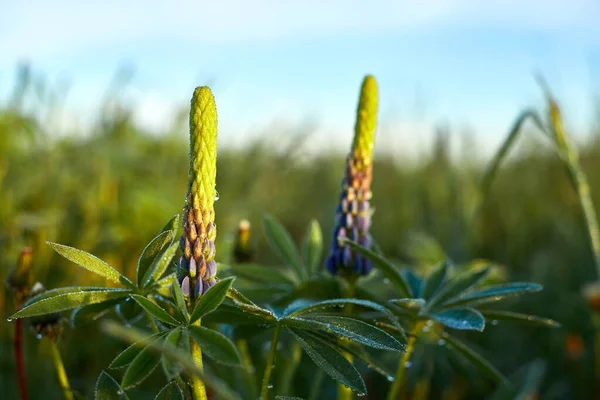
[491, 319, 499, 326]
[404, 361, 412, 368]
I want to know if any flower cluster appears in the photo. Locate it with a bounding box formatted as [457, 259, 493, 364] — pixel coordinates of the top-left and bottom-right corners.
[177, 87, 219, 299]
[325, 75, 378, 277]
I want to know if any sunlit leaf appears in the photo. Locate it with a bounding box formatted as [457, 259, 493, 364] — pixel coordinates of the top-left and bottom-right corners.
[137, 230, 173, 286]
[47, 242, 134, 288]
[302, 220, 323, 278]
[95, 371, 129, 400]
[131, 295, 182, 325]
[190, 277, 235, 323]
[188, 325, 241, 365]
[290, 329, 366, 395]
[283, 315, 405, 351]
[341, 239, 411, 297]
[145, 242, 180, 288]
[12, 287, 131, 319]
[262, 214, 304, 279]
[428, 308, 485, 331]
[389, 298, 425, 311]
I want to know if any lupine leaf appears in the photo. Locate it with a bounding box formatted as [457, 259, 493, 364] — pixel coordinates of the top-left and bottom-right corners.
[202, 303, 276, 325]
[429, 308, 485, 331]
[289, 329, 366, 395]
[12, 287, 131, 319]
[110, 331, 167, 369]
[189, 277, 235, 323]
[95, 371, 129, 400]
[341, 239, 411, 297]
[158, 215, 181, 243]
[145, 242, 180, 288]
[262, 214, 304, 279]
[389, 298, 426, 311]
[422, 260, 451, 300]
[402, 269, 423, 298]
[481, 310, 561, 328]
[70, 299, 121, 327]
[302, 220, 323, 278]
[227, 264, 297, 286]
[137, 230, 174, 286]
[188, 325, 241, 365]
[155, 381, 184, 400]
[162, 328, 187, 379]
[426, 267, 490, 310]
[121, 338, 163, 389]
[171, 278, 189, 323]
[283, 315, 405, 351]
[102, 321, 242, 400]
[131, 295, 182, 325]
[47, 242, 134, 288]
[443, 283, 543, 308]
[441, 331, 509, 385]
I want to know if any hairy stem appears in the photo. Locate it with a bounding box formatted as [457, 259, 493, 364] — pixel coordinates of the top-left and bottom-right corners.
[260, 322, 282, 400]
[190, 320, 208, 400]
[49, 340, 73, 400]
[387, 323, 421, 400]
[14, 317, 28, 400]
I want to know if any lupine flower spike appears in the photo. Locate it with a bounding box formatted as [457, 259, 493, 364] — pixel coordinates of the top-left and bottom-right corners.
[325, 75, 378, 277]
[177, 87, 219, 300]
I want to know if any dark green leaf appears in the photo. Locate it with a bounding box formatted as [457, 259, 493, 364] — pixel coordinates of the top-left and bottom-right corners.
[190, 277, 235, 323]
[102, 322, 242, 400]
[429, 308, 485, 331]
[422, 260, 450, 300]
[443, 283, 543, 308]
[341, 239, 411, 297]
[70, 299, 121, 327]
[155, 381, 184, 400]
[302, 220, 323, 278]
[131, 295, 182, 325]
[202, 303, 276, 325]
[121, 338, 163, 389]
[283, 315, 404, 351]
[481, 310, 561, 328]
[275, 397, 304, 400]
[145, 242, 180, 288]
[402, 269, 423, 298]
[488, 359, 545, 400]
[162, 328, 188, 379]
[227, 264, 297, 286]
[110, 331, 167, 369]
[427, 267, 490, 310]
[171, 278, 189, 322]
[95, 371, 129, 400]
[289, 329, 366, 395]
[389, 298, 425, 311]
[442, 332, 508, 385]
[12, 287, 131, 319]
[188, 325, 241, 365]
[262, 214, 303, 279]
[47, 242, 134, 288]
[137, 230, 174, 286]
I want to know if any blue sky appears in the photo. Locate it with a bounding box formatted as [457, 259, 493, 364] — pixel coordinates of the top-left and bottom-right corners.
[1, 0, 599, 157]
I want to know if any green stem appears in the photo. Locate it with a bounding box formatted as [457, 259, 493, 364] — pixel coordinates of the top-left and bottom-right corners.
[260, 322, 282, 400]
[49, 340, 73, 400]
[308, 369, 325, 400]
[279, 342, 302, 395]
[338, 278, 357, 400]
[190, 319, 208, 400]
[237, 339, 258, 398]
[387, 323, 421, 400]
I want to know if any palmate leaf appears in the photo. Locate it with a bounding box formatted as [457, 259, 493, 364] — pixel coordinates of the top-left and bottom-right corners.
[156, 381, 184, 400]
[96, 371, 129, 400]
[70, 299, 121, 327]
[422, 260, 451, 300]
[428, 308, 485, 331]
[402, 269, 423, 298]
[110, 331, 167, 369]
[47, 242, 135, 288]
[426, 267, 491, 311]
[262, 214, 304, 279]
[227, 264, 297, 286]
[290, 328, 366, 395]
[442, 283, 543, 308]
[341, 239, 411, 297]
[11, 287, 131, 319]
[302, 219, 323, 277]
[188, 325, 241, 365]
[441, 331, 509, 386]
[282, 315, 405, 351]
[131, 295, 182, 326]
[103, 322, 242, 400]
[121, 336, 164, 389]
[190, 277, 235, 323]
[137, 230, 174, 287]
[481, 310, 561, 328]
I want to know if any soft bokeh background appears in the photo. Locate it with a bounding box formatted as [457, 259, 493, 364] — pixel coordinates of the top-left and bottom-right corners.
[1, 1, 600, 398]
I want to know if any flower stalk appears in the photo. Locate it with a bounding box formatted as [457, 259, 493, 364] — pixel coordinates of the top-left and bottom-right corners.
[260, 322, 282, 400]
[49, 339, 73, 400]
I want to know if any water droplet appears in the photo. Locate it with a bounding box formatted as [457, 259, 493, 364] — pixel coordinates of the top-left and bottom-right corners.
[422, 325, 430, 332]
[36, 333, 43, 340]
[386, 376, 395, 382]
[117, 389, 125, 396]
[267, 384, 273, 389]
[404, 361, 412, 368]
[215, 191, 220, 201]
[491, 319, 499, 326]
[426, 320, 434, 327]
[357, 393, 366, 397]
[383, 278, 391, 285]
[437, 339, 445, 345]
[7, 318, 13, 322]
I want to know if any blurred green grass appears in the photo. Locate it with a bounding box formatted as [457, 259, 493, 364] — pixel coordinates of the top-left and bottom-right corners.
[1, 66, 599, 398]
